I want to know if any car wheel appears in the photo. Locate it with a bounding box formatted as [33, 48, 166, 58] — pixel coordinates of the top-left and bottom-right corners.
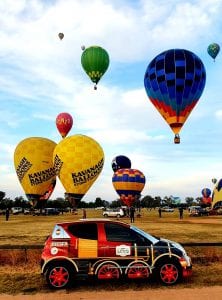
[126, 262, 149, 279]
[116, 214, 121, 218]
[46, 263, 73, 289]
[103, 214, 108, 217]
[97, 262, 120, 280]
[157, 260, 181, 285]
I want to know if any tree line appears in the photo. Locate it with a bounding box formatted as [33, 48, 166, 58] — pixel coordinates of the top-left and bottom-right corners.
[0, 191, 203, 211]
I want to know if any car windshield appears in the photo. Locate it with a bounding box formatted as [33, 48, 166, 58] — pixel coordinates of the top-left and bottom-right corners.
[131, 225, 159, 245]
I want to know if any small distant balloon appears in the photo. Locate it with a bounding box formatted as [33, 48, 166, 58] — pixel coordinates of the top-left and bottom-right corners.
[212, 178, 217, 184]
[207, 43, 220, 61]
[58, 33, 64, 40]
[111, 155, 131, 172]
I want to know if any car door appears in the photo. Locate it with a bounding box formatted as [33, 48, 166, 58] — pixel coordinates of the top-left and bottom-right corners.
[98, 223, 135, 258]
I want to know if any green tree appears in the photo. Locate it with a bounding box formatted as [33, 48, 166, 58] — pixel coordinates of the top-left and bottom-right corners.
[141, 195, 154, 208]
[185, 197, 195, 207]
[94, 197, 104, 208]
[0, 191, 5, 201]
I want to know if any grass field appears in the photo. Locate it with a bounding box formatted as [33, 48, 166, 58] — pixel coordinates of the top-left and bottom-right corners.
[1, 208, 222, 245]
[0, 208, 222, 294]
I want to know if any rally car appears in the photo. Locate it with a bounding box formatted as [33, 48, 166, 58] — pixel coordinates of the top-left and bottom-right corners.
[41, 219, 192, 289]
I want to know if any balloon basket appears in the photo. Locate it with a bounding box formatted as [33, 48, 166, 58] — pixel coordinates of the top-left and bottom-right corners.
[174, 135, 180, 144]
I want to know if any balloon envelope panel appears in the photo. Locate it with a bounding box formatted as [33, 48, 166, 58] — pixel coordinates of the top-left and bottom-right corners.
[144, 49, 206, 134]
[14, 137, 57, 200]
[53, 134, 104, 201]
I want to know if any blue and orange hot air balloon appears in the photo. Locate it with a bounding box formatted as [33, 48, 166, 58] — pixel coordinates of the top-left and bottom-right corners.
[144, 49, 206, 143]
[112, 168, 146, 207]
[201, 188, 212, 206]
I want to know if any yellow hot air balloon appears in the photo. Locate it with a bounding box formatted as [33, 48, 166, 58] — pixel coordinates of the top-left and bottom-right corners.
[53, 134, 104, 207]
[14, 137, 57, 207]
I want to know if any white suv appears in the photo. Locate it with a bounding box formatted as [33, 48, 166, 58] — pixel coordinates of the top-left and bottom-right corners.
[103, 208, 125, 218]
[11, 207, 23, 215]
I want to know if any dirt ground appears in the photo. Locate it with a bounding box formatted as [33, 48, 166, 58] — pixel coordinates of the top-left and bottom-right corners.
[0, 287, 222, 300]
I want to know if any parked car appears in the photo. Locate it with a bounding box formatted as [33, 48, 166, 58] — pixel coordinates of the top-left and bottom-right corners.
[103, 208, 125, 218]
[11, 207, 23, 215]
[189, 207, 209, 217]
[43, 208, 60, 216]
[41, 219, 192, 289]
[161, 206, 174, 212]
[24, 208, 31, 215]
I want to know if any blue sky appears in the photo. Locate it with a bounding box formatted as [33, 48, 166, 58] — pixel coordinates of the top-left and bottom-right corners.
[1, 0, 222, 203]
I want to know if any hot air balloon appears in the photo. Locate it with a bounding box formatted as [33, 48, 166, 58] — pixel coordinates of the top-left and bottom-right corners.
[81, 45, 109, 89]
[56, 112, 73, 138]
[58, 33, 64, 40]
[111, 155, 131, 172]
[207, 43, 220, 61]
[211, 178, 222, 209]
[112, 168, 145, 207]
[53, 134, 104, 208]
[14, 137, 57, 207]
[201, 188, 212, 206]
[144, 49, 206, 144]
[201, 188, 211, 198]
[212, 178, 217, 184]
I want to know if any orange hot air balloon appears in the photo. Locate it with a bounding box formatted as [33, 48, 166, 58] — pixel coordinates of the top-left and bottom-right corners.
[56, 112, 73, 138]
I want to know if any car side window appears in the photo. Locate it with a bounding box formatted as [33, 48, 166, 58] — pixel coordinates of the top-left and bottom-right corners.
[68, 223, 98, 240]
[105, 223, 134, 242]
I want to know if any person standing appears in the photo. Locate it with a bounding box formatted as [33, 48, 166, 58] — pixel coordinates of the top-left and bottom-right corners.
[130, 206, 135, 223]
[158, 207, 162, 218]
[82, 208, 86, 219]
[179, 206, 183, 219]
[5, 208, 10, 221]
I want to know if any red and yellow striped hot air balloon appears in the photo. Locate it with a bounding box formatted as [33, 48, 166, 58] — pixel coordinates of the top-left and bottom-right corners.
[112, 168, 146, 207]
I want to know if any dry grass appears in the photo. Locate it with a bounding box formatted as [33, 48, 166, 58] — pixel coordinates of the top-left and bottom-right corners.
[1, 208, 222, 245]
[0, 208, 222, 294]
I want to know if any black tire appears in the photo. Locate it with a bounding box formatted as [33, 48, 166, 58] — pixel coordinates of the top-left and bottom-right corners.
[116, 214, 121, 218]
[45, 262, 74, 289]
[156, 259, 182, 285]
[103, 214, 108, 217]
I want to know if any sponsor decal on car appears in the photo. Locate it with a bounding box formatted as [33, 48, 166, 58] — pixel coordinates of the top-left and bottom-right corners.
[116, 245, 131, 256]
